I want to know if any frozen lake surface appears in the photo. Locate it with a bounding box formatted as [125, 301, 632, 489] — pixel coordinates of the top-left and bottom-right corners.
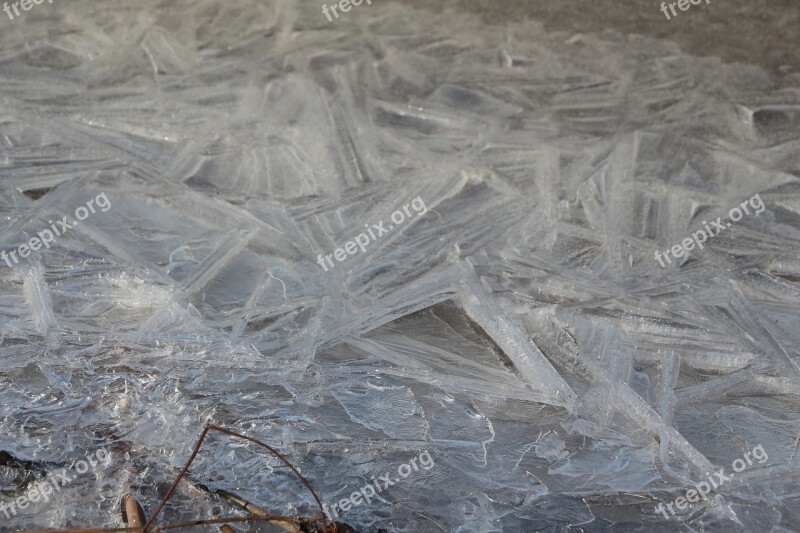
[1, 0, 800, 531]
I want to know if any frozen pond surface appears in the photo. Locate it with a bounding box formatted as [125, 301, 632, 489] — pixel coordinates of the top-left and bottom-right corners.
[1, 1, 800, 531]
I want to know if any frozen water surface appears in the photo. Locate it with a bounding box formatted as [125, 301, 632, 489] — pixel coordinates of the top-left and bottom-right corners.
[1, 0, 800, 531]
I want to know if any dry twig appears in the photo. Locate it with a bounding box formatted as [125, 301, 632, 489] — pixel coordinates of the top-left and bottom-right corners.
[17, 424, 352, 533]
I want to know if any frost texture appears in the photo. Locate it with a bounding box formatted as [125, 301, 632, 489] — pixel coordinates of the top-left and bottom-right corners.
[1, 1, 800, 531]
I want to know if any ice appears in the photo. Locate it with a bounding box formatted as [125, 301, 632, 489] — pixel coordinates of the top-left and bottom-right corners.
[0, 0, 799, 531]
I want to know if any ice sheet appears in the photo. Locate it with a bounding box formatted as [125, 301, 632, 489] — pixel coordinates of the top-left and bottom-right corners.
[1, 0, 799, 531]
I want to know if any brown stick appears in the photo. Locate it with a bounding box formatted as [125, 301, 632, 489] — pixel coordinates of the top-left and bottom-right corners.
[20, 529, 138, 533]
[205, 425, 325, 515]
[122, 493, 147, 531]
[20, 425, 334, 533]
[151, 515, 295, 531]
[19, 515, 310, 533]
[143, 424, 327, 531]
[212, 488, 304, 533]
